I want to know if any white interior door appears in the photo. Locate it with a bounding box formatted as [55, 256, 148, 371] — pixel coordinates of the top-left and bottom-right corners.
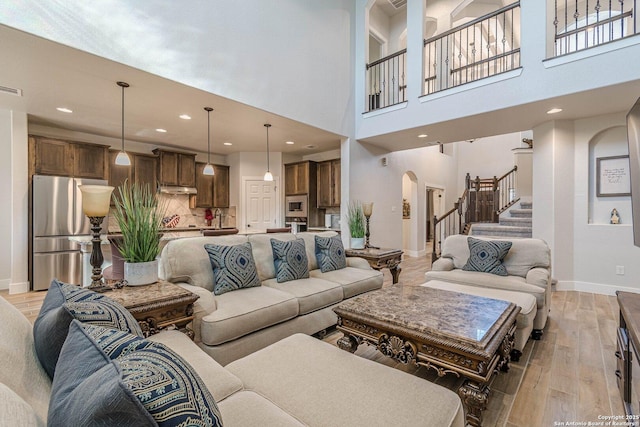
[245, 180, 277, 231]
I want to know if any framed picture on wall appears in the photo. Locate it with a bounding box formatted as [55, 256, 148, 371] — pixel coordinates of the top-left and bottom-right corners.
[597, 155, 631, 197]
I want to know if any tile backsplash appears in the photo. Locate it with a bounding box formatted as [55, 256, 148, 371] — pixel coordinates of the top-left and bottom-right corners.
[108, 194, 236, 231]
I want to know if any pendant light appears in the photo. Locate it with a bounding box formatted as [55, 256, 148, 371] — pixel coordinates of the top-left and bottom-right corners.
[114, 81, 131, 166]
[263, 123, 273, 181]
[203, 107, 215, 176]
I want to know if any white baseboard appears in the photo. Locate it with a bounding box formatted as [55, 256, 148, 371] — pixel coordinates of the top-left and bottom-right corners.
[9, 281, 30, 294]
[554, 280, 640, 296]
[403, 249, 427, 258]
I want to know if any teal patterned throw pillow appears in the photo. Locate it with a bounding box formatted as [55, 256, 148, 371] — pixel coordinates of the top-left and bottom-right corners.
[204, 242, 261, 295]
[462, 237, 512, 276]
[315, 234, 347, 273]
[271, 238, 309, 283]
[49, 321, 223, 427]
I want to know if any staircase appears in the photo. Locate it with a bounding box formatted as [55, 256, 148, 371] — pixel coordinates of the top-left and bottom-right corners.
[469, 199, 532, 238]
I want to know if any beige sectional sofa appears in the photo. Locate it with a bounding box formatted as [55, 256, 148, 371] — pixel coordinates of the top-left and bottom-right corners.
[0, 292, 465, 426]
[159, 231, 384, 365]
[424, 234, 551, 341]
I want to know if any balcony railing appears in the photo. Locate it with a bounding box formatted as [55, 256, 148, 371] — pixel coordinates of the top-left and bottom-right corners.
[365, 49, 407, 112]
[423, 2, 521, 95]
[554, 0, 638, 56]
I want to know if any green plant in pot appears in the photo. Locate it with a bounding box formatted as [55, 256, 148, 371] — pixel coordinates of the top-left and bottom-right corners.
[112, 180, 167, 286]
[346, 201, 365, 249]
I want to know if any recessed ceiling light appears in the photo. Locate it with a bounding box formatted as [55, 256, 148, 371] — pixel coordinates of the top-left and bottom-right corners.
[547, 108, 563, 114]
[223, 142, 232, 146]
[56, 107, 73, 113]
[418, 134, 428, 138]
[285, 141, 295, 145]
[179, 114, 191, 120]
[156, 128, 167, 133]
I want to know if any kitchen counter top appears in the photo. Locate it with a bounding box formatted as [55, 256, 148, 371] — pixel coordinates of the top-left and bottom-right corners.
[307, 227, 341, 232]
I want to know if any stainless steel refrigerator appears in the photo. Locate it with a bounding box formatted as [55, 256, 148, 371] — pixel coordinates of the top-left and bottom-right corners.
[31, 175, 109, 291]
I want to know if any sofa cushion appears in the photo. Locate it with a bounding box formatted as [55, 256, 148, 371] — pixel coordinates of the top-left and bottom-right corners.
[205, 242, 261, 295]
[159, 235, 249, 292]
[263, 276, 344, 315]
[462, 237, 512, 276]
[0, 383, 43, 427]
[33, 279, 142, 379]
[200, 286, 299, 346]
[49, 321, 223, 427]
[271, 238, 309, 283]
[425, 269, 546, 308]
[296, 231, 338, 271]
[315, 234, 347, 273]
[0, 297, 51, 426]
[226, 333, 464, 427]
[309, 267, 383, 298]
[217, 391, 305, 426]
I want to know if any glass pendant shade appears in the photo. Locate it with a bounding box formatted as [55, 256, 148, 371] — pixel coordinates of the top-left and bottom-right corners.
[263, 171, 274, 181]
[115, 151, 131, 166]
[363, 202, 374, 217]
[78, 185, 114, 216]
[203, 163, 215, 175]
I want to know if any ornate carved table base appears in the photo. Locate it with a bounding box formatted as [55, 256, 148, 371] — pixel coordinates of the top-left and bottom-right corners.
[333, 286, 520, 427]
[345, 247, 403, 284]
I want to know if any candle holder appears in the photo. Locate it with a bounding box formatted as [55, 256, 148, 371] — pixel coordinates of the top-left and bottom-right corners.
[362, 202, 379, 249]
[78, 185, 114, 292]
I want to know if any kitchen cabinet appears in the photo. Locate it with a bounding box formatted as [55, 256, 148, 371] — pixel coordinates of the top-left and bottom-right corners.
[29, 135, 108, 179]
[317, 159, 341, 207]
[153, 149, 196, 187]
[285, 161, 312, 195]
[191, 163, 230, 208]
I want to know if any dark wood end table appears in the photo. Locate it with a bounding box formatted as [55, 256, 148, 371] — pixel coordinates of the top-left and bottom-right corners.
[106, 280, 199, 339]
[333, 286, 519, 427]
[345, 247, 403, 284]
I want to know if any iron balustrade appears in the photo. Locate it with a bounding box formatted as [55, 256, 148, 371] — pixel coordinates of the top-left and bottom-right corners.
[365, 49, 407, 112]
[423, 2, 521, 95]
[554, 0, 638, 56]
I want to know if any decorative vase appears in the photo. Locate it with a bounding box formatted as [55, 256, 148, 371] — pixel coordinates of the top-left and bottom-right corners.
[351, 237, 365, 249]
[124, 260, 159, 286]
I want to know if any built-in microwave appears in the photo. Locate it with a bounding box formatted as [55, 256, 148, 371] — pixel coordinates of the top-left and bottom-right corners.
[286, 195, 308, 217]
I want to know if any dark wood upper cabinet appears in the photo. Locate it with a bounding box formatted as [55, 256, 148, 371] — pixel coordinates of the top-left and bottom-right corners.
[213, 164, 230, 208]
[153, 149, 196, 187]
[133, 154, 157, 190]
[317, 159, 341, 208]
[191, 163, 229, 208]
[285, 161, 311, 196]
[30, 136, 108, 180]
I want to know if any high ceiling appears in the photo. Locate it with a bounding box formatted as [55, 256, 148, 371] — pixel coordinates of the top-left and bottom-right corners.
[0, 25, 344, 157]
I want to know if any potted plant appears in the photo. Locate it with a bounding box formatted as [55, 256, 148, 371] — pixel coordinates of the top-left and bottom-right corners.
[112, 180, 167, 286]
[346, 201, 365, 249]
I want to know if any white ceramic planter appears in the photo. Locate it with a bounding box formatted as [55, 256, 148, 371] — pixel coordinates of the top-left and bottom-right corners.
[124, 260, 159, 286]
[350, 237, 365, 249]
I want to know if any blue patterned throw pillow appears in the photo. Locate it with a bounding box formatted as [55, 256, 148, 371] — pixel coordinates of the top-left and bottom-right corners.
[33, 279, 143, 379]
[315, 234, 347, 273]
[462, 237, 512, 276]
[49, 321, 223, 427]
[271, 238, 309, 283]
[204, 242, 261, 295]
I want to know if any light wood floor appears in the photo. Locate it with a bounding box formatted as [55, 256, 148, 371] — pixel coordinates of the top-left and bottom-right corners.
[1, 253, 625, 426]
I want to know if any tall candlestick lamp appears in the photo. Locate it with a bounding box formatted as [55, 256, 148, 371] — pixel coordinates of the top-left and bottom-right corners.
[362, 202, 378, 249]
[78, 185, 114, 292]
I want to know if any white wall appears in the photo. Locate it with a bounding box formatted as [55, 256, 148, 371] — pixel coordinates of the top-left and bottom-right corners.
[0, 0, 356, 136]
[0, 110, 13, 289]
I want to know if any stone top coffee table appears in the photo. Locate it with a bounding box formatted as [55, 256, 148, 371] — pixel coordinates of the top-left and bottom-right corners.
[333, 286, 520, 427]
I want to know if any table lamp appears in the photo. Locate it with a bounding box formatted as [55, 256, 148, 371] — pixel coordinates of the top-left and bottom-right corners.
[362, 202, 378, 249]
[78, 185, 114, 292]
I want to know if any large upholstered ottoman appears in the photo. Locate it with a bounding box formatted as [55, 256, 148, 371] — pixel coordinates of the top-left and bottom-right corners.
[421, 280, 536, 360]
[225, 333, 465, 427]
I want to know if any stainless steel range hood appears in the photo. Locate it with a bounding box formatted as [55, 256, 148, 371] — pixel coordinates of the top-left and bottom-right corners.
[158, 185, 198, 195]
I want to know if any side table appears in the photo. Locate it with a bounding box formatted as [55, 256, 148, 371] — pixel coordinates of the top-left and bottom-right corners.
[106, 280, 199, 339]
[345, 247, 403, 284]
